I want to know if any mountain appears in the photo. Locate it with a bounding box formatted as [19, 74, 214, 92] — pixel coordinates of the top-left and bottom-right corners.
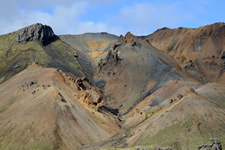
[59, 32, 119, 81]
[0, 23, 84, 84]
[0, 63, 121, 149]
[126, 82, 225, 149]
[146, 22, 225, 84]
[0, 23, 225, 150]
[61, 31, 200, 115]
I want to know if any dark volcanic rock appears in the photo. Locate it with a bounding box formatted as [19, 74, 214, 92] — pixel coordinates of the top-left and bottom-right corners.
[21, 81, 39, 91]
[16, 23, 55, 44]
[197, 138, 222, 150]
[153, 145, 172, 150]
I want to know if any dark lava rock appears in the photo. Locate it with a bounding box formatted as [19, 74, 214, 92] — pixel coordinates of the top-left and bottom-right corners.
[96, 80, 106, 90]
[221, 51, 225, 58]
[22, 81, 38, 91]
[32, 91, 36, 95]
[197, 138, 222, 150]
[16, 23, 55, 44]
[42, 84, 51, 89]
[153, 146, 172, 150]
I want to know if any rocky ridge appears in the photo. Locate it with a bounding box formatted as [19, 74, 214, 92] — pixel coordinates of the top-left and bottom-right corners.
[146, 22, 225, 84]
[94, 31, 196, 115]
[16, 23, 55, 44]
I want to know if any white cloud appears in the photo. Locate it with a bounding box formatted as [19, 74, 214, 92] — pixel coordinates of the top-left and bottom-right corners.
[71, 21, 125, 35]
[0, 0, 212, 36]
[110, 1, 195, 35]
[0, 0, 122, 35]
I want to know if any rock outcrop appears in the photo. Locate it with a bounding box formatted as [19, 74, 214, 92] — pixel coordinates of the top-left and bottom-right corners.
[119, 32, 136, 44]
[16, 23, 55, 44]
[21, 81, 38, 91]
[97, 50, 119, 74]
[152, 146, 172, 150]
[197, 138, 222, 150]
[118, 32, 141, 47]
[71, 76, 105, 111]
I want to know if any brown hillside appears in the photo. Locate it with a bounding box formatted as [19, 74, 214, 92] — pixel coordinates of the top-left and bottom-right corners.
[147, 22, 225, 84]
[125, 82, 225, 150]
[93, 32, 201, 115]
[1, 23, 225, 150]
[0, 63, 121, 149]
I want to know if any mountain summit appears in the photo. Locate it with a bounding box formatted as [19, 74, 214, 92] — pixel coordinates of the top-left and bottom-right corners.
[17, 23, 55, 45]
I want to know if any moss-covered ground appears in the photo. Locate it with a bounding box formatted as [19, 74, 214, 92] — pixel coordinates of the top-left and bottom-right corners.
[0, 32, 85, 84]
[100, 145, 171, 150]
[49, 39, 85, 76]
[0, 138, 58, 150]
[134, 116, 225, 150]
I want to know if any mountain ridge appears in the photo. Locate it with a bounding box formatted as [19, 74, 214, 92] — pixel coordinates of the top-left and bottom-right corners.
[146, 22, 225, 84]
[0, 22, 225, 150]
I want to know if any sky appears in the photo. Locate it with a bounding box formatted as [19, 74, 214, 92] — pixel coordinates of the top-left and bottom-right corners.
[0, 0, 224, 36]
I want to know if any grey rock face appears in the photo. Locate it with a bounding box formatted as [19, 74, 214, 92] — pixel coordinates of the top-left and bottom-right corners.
[21, 81, 38, 91]
[16, 23, 55, 44]
[197, 138, 222, 150]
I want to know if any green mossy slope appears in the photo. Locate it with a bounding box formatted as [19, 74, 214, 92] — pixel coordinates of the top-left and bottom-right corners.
[135, 117, 225, 150]
[0, 32, 85, 84]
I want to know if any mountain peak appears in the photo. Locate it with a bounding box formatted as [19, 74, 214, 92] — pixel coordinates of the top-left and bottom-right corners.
[16, 23, 55, 45]
[196, 22, 225, 38]
[119, 31, 137, 44]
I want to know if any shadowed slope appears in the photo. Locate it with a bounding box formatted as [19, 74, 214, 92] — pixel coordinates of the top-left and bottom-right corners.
[59, 33, 119, 81]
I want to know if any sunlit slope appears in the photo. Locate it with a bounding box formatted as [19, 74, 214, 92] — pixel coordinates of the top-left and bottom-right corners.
[125, 82, 225, 150]
[147, 22, 225, 84]
[0, 63, 121, 149]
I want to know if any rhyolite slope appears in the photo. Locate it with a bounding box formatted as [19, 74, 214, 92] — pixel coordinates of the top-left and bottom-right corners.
[0, 63, 121, 149]
[0, 22, 225, 150]
[146, 22, 225, 84]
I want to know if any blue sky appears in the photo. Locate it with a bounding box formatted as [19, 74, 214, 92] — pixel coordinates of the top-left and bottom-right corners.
[0, 0, 224, 36]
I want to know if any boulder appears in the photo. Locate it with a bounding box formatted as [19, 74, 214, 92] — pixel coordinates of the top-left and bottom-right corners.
[153, 146, 172, 150]
[21, 81, 38, 91]
[197, 138, 222, 150]
[177, 94, 183, 100]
